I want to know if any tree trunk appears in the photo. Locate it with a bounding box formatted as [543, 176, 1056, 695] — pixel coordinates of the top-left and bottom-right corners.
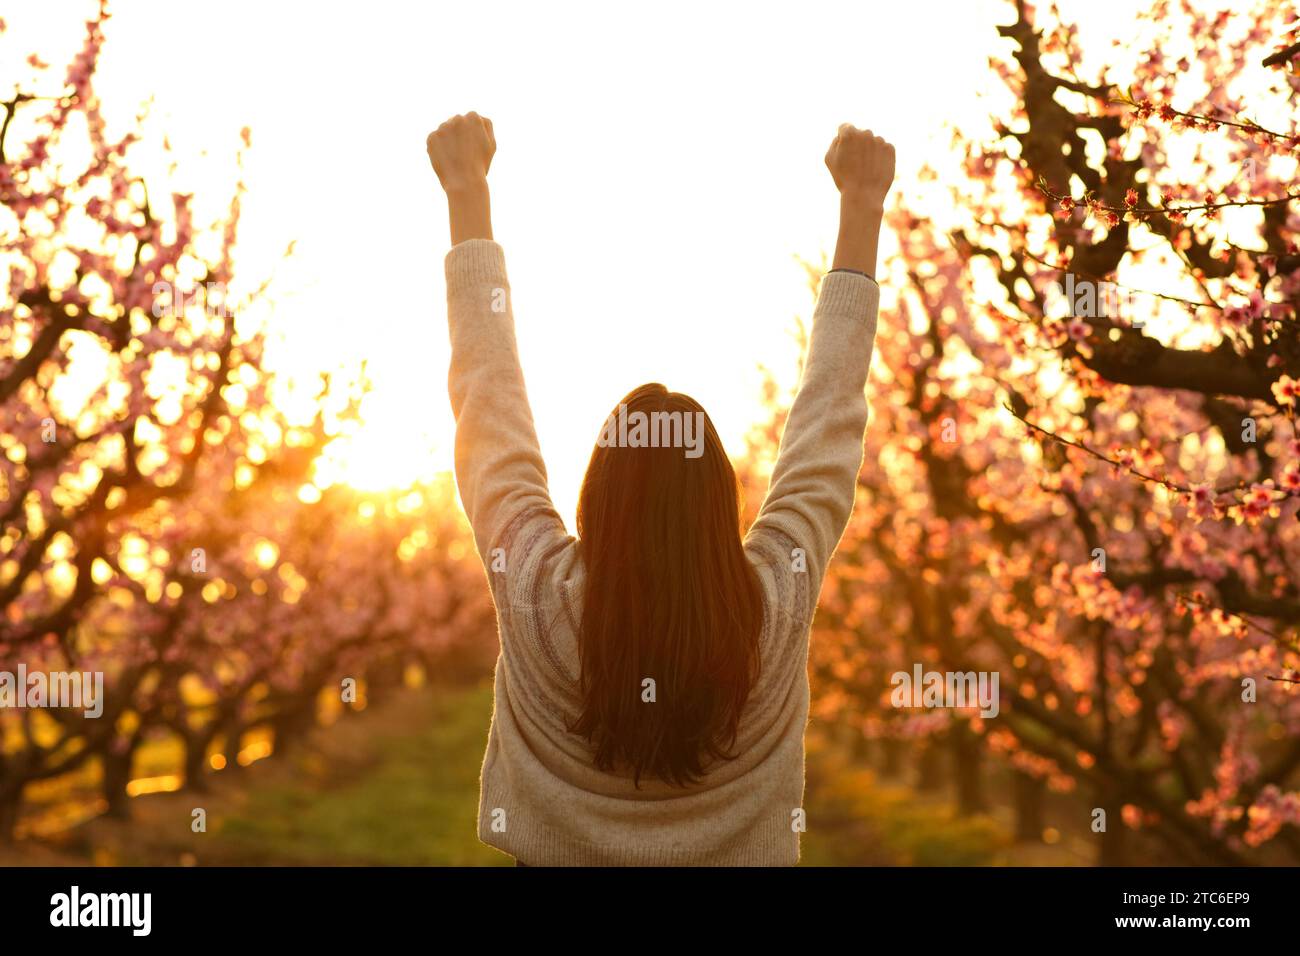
[916, 739, 945, 791]
[271, 700, 314, 757]
[367, 658, 404, 693]
[879, 738, 904, 778]
[0, 787, 22, 844]
[850, 732, 873, 766]
[183, 733, 211, 792]
[951, 726, 987, 815]
[1096, 794, 1130, 866]
[1013, 771, 1046, 842]
[101, 749, 133, 820]
[221, 722, 245, 774]
[1099, 816, 1130, 866]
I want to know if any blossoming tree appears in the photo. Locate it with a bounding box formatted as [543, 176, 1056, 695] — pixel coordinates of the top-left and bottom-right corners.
[755, 0, 1300, 864]
[0, 5, 491, 839]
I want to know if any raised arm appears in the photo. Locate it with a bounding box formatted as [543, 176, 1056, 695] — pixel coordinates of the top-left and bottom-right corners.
[827, 123, 893, 277]
[427, 113, 564, 562]
[427, 111, 496, 245]
[746, 125, 894, 591]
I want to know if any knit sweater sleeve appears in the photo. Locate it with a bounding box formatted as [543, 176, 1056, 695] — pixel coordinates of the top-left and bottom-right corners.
[445, 239, 564, 562]
[745, 271, 879, 599]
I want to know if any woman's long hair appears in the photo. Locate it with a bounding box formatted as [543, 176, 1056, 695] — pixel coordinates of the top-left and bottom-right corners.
[572, 383, 763, 787]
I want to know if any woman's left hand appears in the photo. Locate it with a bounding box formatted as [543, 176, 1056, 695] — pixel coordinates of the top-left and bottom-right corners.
[426, 111, 496, 195]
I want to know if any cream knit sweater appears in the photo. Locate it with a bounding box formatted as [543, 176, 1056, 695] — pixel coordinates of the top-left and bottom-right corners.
[445, 239, 879, 866]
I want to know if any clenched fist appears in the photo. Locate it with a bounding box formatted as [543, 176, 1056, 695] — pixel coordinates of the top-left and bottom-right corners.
[825, 124, 895, 209]
[426, 112, 496, 195]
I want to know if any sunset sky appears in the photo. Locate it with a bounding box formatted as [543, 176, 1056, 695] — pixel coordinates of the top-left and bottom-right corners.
[6, 0, 1136, 527]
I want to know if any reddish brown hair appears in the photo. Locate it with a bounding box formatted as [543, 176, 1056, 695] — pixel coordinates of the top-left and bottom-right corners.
[573, 383, 763, 786]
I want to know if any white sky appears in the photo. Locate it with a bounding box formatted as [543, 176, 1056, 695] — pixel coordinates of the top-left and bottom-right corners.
[11, 0, 1016, 527]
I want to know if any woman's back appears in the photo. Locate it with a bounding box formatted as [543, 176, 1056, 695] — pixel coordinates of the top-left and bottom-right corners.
[445, 239, 878, 865]
[428, 113, 891, 864]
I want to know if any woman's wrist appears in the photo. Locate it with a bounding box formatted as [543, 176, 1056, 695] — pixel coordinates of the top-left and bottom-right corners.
[446, 180, 493, 244]
[832, 197, 883, 276]
[839, 192, 886, 218]
[445, 176, 489, 200]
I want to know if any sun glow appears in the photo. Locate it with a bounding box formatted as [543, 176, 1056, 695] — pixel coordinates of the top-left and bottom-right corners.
[310, 394, 449, 493]
[6, 0, 1042, 525]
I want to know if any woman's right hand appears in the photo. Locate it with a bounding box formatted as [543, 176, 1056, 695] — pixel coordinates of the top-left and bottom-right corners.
[427, 112, 496, 243]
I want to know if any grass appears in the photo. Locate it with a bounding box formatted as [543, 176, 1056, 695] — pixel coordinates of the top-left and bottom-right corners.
[800, 733, 1009, 865]
[9, 680, 1047, 866]
[13, 682, 508, 867]
[210, 684, 507, 866]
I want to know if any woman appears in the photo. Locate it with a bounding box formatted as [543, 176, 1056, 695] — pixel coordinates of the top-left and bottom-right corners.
[426, 113, 892, 866]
